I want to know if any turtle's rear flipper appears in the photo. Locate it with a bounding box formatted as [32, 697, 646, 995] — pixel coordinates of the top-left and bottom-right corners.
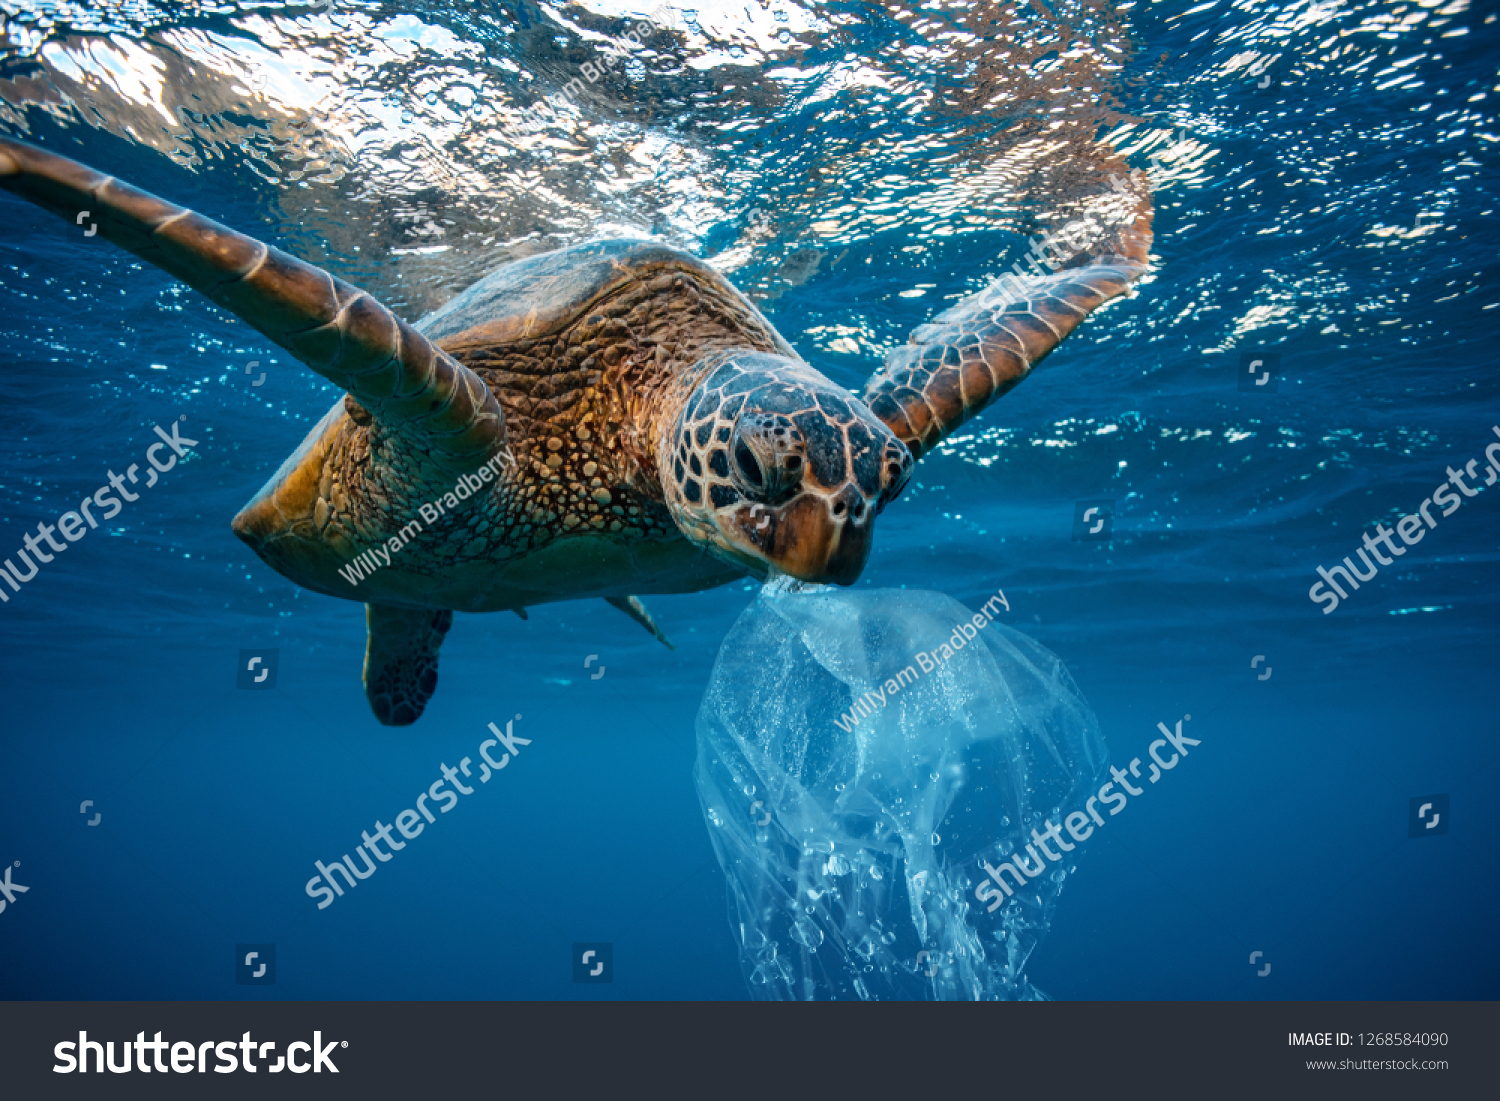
[363, 605, 454, 726]
[606, 596, 675, 650]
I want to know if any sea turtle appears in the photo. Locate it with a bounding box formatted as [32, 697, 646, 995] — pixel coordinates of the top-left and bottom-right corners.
[0, 137, 1151, 725]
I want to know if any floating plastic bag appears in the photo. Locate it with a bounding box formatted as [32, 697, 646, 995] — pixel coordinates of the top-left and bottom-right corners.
[694, 583, 1108, 1000]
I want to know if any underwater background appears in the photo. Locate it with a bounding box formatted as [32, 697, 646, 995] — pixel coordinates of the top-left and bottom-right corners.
[1, 0, 1497, 1001]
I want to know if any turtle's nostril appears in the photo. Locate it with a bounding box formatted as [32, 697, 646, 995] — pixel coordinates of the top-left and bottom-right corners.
[830, 486, 870, 525]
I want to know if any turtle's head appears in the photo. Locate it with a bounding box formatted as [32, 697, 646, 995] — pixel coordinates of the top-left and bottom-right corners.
[658, 354, 914, 585]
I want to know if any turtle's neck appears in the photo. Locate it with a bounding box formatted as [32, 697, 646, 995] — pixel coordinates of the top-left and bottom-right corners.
[597, 271, 797, 501]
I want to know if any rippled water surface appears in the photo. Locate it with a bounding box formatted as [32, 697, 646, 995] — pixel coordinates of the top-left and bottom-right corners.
[0, 0, 1496, 1000]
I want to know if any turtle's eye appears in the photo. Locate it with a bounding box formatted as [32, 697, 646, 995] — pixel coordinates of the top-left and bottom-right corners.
[731, 414, 804, 503]
[878, 446, 914, 510]
[734, 439, 764, 489]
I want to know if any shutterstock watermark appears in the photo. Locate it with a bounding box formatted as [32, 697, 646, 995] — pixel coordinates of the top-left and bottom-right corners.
[0, 417, 199, 605]
[833, 588, 1009, 732]
[305, 715, 531, 909]
[988, 213, 1127, 302]
[0, 861, 26, 915]
[974, 714, 1198, 914]
[54, 1031, 343, 1074]
[1309, 425, 1500, 614]
[981, 172, 1142, 303]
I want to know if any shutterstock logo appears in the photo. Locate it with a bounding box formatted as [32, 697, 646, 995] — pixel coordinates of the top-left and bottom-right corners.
[573, 942, 613, 983]
[1238, 350, 1280, 392]
[305, 715, 532, 910]
[1408, 794, 1449, 837]
[235, 944, 275, 985]
[237, 649, 279, 690]
[54, 1031, 344, 1074]
[1072, 499, 1114, 542]
[0, 861, 27, 914]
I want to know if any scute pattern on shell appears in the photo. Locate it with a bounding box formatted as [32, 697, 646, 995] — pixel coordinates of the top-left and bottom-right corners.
[273, 243, 792, 609]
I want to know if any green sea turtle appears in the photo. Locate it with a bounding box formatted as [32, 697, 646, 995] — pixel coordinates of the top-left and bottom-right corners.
[0, 137, 1151, 725]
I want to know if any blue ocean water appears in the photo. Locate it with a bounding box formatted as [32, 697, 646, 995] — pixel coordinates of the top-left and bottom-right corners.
[0, 0, 1496, 1001]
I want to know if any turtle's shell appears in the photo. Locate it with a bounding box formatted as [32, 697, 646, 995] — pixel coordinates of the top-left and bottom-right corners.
[416, 238, 733, 352]
[231, 238, 777, 610]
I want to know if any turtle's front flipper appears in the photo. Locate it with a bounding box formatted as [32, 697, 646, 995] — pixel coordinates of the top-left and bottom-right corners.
[363, 604, 454, 726]
[606, 595, 675, 650]
[0, 139, 505, 478]
[860, 185, 1152, 461]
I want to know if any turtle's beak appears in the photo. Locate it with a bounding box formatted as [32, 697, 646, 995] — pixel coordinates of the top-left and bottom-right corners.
[729, 486, 874, 586]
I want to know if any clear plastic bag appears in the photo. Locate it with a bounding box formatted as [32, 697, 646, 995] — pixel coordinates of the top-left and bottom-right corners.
[695, 583, 1108, 1000]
